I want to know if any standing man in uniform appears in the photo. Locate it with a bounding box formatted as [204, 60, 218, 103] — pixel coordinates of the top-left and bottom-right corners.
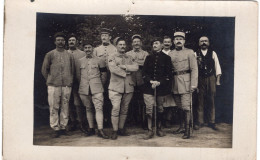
[67, 34, 88, 134]
[142, 37, 173, 139]
[93, 28, 117, 127]
[41, 32, 74, 138]
[162, 36, 177, 128]
[126, 34, 149, 128]
[76, 42, 109, 139]
[194, 36, 221, 130]
[108, 38, 138, 140]
[168, 31, 198, 139]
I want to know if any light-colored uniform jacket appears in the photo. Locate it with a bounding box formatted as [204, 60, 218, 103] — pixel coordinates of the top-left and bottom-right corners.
[76, 56, 107, 95]
[93, 43, 117, 67]
[126, 49, 149, 86]
[168, 48, 198, 94]
[108, 52, 139, 93]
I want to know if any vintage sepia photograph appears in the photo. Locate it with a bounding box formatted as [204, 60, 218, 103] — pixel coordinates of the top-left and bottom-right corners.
[3, 1, 257, 159]
[33, 13, 234, 147]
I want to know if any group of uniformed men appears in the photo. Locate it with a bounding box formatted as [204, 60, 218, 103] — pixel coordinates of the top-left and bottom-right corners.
[41, 27, 222, 140]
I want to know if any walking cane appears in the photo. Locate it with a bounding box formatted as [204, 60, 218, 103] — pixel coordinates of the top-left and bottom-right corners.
[154, 87, 157, 134]
[190, 92, 193, 134]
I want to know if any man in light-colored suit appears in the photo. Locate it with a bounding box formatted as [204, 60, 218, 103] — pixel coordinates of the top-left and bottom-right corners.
[108, 38, 138, 140]
[76, 41, 109, 139]
[93, 28, 117, 127]
[126, 34, 149, 128]
[168, 31, 198, 139]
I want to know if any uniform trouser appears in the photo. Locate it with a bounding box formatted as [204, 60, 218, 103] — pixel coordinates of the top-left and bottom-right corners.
[79, 93, 104, 129]
[109, 90, 133, 131]
[47, 86, 72, 131]
[173, 93, 191, 132]
[143, 94, 164, 118]
[173, 93, 191, 111]
[197, 75, 216, 124]
[69, 87, 84, 123]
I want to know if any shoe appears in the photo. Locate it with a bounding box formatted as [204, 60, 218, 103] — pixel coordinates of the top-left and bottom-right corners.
[194, 125, 200, 130]
[182, 132, 190, 139]
[208, 123, 219, 131]
[117, 128, 130, 136]
[59, 130, 71, 136]
[194, 123, 203, 130]
[51, 130, 60, 138]
[97, 129, 109, 139]
[156, 129, 165, 137]
[88, 128, 96, 136]
[80, 123, 89, 135]
[111, 131, 118, 140]
[173, 127, 185, 134]
[144, 130, 154, 140]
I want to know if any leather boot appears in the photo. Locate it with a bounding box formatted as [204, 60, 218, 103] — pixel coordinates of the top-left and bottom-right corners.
[111, 131, 118, 140]
[208, 123, 219, 131]
[118, 128, 130, 136]
[88, 128, 95, 136]
[97, 129, 109, 139]
[173, 109, 185, 134]
[59, 129, 71, 136]
[51, 130, 60, 138]
[156, 112, 165, 137]
[182, 111, 191, 139]
[80, 122, 89, 135]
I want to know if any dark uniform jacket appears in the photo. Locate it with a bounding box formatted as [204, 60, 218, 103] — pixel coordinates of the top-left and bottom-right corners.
[142, 51, 173, 96]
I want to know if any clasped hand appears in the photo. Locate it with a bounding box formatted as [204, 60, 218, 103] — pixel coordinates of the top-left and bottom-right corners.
[150, 80, 160, 89]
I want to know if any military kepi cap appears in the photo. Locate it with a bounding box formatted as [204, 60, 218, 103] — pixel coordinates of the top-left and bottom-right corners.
[54, 32, 66, 39]
[174, 31, 185, 38]
[131, 34, 142, 40]
[151, 37, 163, 45]
[100, 28, 112, 34]
[67, 33, 77, 40]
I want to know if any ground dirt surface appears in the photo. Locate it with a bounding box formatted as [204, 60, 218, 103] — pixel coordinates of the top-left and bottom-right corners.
[34, 123, 232, 148]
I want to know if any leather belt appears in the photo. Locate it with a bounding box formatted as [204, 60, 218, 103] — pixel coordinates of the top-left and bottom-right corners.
[173, 70, 191, 75]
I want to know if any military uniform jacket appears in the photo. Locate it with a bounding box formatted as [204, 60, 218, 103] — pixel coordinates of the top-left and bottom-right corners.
[68, 49, 86, 89]
[76, 56, 107, 95]
[142, 51, 173, 96]
[168, 48, 198, 94]
[126, 49, 149, 86]
[93, 43, 117, 67]
[108, 52, 139, 93]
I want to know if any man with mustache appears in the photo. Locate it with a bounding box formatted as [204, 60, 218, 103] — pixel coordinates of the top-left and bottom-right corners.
[76, 42, 109, 139]
[142, 37, 173, 139]
[194, 36, 221, 130]
[41, 32, 74, 138]
[67, 34, 89, 134]
[108, 38, 138, 140]
[126, 34, 149, 128]
[93, 28, 117, 127]
[162, 36, 177, 128]
[168, 31, 198, 139]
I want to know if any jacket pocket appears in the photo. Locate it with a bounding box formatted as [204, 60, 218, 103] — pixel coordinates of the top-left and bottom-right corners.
[183, 75, 191, 92]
